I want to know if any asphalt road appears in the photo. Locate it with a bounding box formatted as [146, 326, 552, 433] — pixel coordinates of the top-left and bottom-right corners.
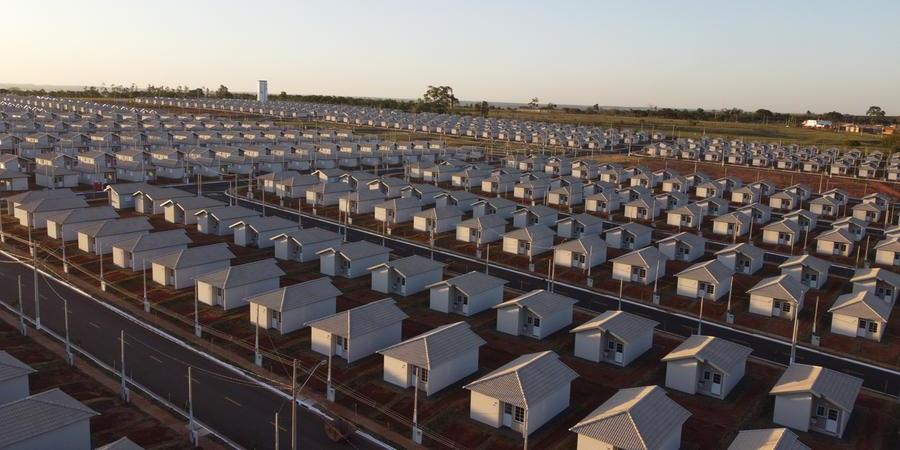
[0, 252, 382, 450]
[224, 193, 900, 397]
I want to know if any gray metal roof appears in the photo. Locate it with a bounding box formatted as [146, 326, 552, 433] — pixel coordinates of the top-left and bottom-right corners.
[429, 271, 508, 296]
[195, 205, 260, 221]
[658, 231, 706, 249]
[662, 335, 752, 375]
[464, 351, 578, 408]
[272, 227, 341, 245]
[195, 258, 284, 288]
[777, 254, 830, 274]
[164, 195, 225, 210]
[78, 216, 153, 238]
[378, 322, 485, 369]
[456, 214, 507, 230]
[0, 388, 98, 448]
[46, 206, 118, 224]
[0, 351, 35, 383]
[828, 291, 892, 322]
[371, 255, 444, 278]
[611, 246, 664, 269]
[494, 289, 578, 318]
[504, 224, 555, 242]
[769, 364, 862, 412]
[560, 213, 604, 227]
[7, 188, 75, 206]
[319, 240, 391, 260]
[554, 234, 607, 255]
[727, 428, 809, 450]
[230, 215, 298, 233]
[747, 275, 807, 304]
[151, 243, 235, 269]
[113, 229, 191, 253]
[569, 385, 690, 450]
[675, 259, 732, 284]
[18, 196, 88, 213]
[95, 437, 146, 450]
[307, 298, 407, 338]
[850, 267, 900, 287]
[248, 278, 341, 312]
[570, 310, 659, 344]
[414, 206, 463, 220]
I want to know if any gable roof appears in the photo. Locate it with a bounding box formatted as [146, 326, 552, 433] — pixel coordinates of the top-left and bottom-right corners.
[777, 254, 830, 274]
[611, 246, 664, 269]
[195, 205, 260, 220]
[113, 229, 192, 253]
[151, 243, 235, 269]
[428, 271, 508, 296]
[95, 437, 146, 450]
[569, 385, 690, 450]
[494, 289, 578, 317]
[675, 259, 732, 284]
[554, 234, 607, 255]
[662, 335, 752, 375]
[727, 428, 809, 450]
[0, 388, 99, 448]
[46, 206, 118, 225]
[370, 255, 445, 277]
[457, 214, 508, 230]
[0, 351, 35, 383]
[248, 277, 341, 312]
[271, 227, 340, 245]
[828, 291, 892, 322]
[747, 275, 808, 304]
[570, 310, 659, 344]
[464, 351, 578, 408]
[230, 215, 297, 233]
[849, 267, 900, 286]
[379, 322, 485, 369]
[414, 206, 463, 220]
[559, 213, 604, 228]
[307, 298, 407, 338]
[77, 216, 153, 238]
[714, 242, 764, 260]
[504, 224, 555, 242]
[18, 196, 89, 213]
[815, 228, 854, 244]
[195, 258, 284, 288]
[318, 240, 391, 260]
[607, 222, 652, 237]
[763, 219, 800, 235]
[769, 364, 862, 412]
[162, 195, 225, 210]
[658, 231, 706, 249]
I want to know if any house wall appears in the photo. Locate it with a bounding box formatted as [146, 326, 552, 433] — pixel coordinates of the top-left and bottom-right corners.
[496, 306, 522, 336]
[348, 253, 389, 278]
[469, 390, 502, 428]
[404, 269, 443, 296]
[0, 375, 28, 405]
[525, 384, 571, 435]
[575, 434, 617, 450]
[319, 252, 336, 276]
[665, 359, 699, 395]
[724, 361, 745, 398]
[382, 355, 410, 388]
[174, 261, 230, 289]
[222, 279, 280, 310]
[371, 267, 390, 293]
[626, 331, 653, 367]
[573, 331, 602, 363]
[538, 307, 573, 339]
[749, 294, 776, 317]
[875, 249, 898, 266]
[48, 219, 106, 242]
[429, 285, 452, 313]
[773, 393, 813, 432]
[349, 323, 402, 363]
[310, 327, 334, 357]
[5, 420, 92, 450]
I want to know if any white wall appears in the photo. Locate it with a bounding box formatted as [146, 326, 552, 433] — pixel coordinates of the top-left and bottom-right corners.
[773, 393, 813, 432]
[469, 390, 502, 428]
[665, 359, 698, 395]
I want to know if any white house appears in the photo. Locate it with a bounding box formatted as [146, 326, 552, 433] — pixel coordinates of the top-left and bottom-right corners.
[162, 195, 226, 226]
[611, 247, 666, 285]
[0, 388, 98, 450]
[675, 259, 732, 301]
[45, 206, 119, 242]
[132, 187, 194, 215]
[727, 429, 809, 450]
[248, 278, 340, 334]
[712, 211, 751, 238]
[657, 232, 706, 262]
[435, 191, 480, 212]
[15, 196, 89, 229]
[374, 197, 422, 226]
[379, 322, 485, 396]
[814, 228, 854, 257]
[338, 189, 384, 215]
[428, 271, 508, 316]
[472, 197, 517, 219]
[850, 267, 900, 304]
[502, 225, 555, 258]
[318, 240, 391, 278]
[569, 386, 690, 450]
[584, 192, 621, 215]
[762, 219, 801, 247]
[511, 205, 558, 228]
[570, 310, 658, 366]
[553, 235, 607, 270]
[307, 298, 407, 363]
[456, 215, 507, 244]
[369, 255, 445, 296]
[111, 229, 192, 270]
[828, 291, 891, 342]
[715, 242, 765, 274]
[195, 205, 261, 236]
[151, 243, 235, 289]
[747, 275, 808, 320]
[769, 364, 862, 438]
[605, 222, 653, 250]
[662, 335, 752, 399]
[413, 206, 463, 234]
[271, 227, 342, 262]
[874, 237, 900, 267]
[778, 254, 830, 289]
[195, 259, 284, 310]
[464, 351, 578, 435]
[231, 216, 298, 248]
[494, 289, 577, 339]
[666, 203, 703, 229]
[76, 217, 153, 255]
[556, 213, 604, 239]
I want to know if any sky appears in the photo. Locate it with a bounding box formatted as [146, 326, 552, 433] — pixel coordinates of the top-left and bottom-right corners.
[6, 0, 899, 114]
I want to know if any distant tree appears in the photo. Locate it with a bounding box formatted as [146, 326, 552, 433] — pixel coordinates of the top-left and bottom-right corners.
[867, 106, 886, 123]
[479, 101, 490, 117]
[528, 97, 540, 109]
[215, 85, 232, 98]
[823, 111, 845, 122]
[278, 91, 288, 100]
[421, 85, 459, 113]
[545, 102, 557, 110]
[591, 104, 600, 113]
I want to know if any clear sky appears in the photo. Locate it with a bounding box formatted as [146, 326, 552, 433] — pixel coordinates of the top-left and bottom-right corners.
[6, 0, 899, 114]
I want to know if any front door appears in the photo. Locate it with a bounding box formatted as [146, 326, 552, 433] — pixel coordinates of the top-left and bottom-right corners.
[531, 317, 541, 337]
[502, 403, 513, 427]
[335, 336, 347, 357]
[711, 373, 723, 395]
[614, 342, 624, 363]
[825, 408, 839, 433]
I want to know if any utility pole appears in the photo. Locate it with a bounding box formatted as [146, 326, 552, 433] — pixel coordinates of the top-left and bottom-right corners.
[789, 310, 800, 365]
[17, 276, 26, 336]
[291, 359, 297, 450]
[274, 412, 280, 450]
[254, 303, 262, 366]
[697, 294, 705, 335]
[31, 227, 40, 331]
[188, 366, 197, 447]
[142, 259, 150, 312]
[63, 297, 72, 365]
[618, 279, 624, 310]
[120, 330, 129, 402]
[412, 367, 422, 443]
[194, 284, 201, 337]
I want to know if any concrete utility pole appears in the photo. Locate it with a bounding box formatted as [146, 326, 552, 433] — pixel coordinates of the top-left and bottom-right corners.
[274, 412, 280, 450]
[188, 366, 197, 447]
[63, 297, 72, 365]
[17, 276, 26, 336]
[120, 330, 129, 402]
[412, 367, 422, 444]
[254, 304, 262, 367]
[789, 310, 800, 365]
[291, 359, 297, 450]
[193, 284, 201, 337]
[30, 227, 40, 330]
[697, 294, 705, 335]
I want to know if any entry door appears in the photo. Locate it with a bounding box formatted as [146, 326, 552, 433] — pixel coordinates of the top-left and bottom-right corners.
[502, 403, 513, 427]
[531, 317, 541, 338]
[335, 336, 346, 357]
[614, 342, 624, 363]
[825, 409, 839, 433]
[711, 373, 723, 395]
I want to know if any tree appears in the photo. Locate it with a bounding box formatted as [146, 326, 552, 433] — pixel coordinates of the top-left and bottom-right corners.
[591, 104, 600, 113]
[545, 102, 557, 110]
[867, 106, 886, 123]
[479, 101, 490, 117]
[421, 85, 459, 113]
[215, 85, 232, 98]
[528, 97, 540, 109]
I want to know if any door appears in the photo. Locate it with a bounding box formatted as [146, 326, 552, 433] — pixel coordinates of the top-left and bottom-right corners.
[614, 342, 624, 364]
[711, 373, 722, 395]
[531, 317, 541, 338]
[502, 403, 513, 427]
[825, 409, 839, 433]
[335, 336, 347, 357]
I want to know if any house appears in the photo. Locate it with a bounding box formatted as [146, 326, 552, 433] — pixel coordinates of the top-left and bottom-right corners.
[306, 182, 353, 207]
[666, 203, 703, 229]
[712, 211, 751, 238]
[662, 335, 752, 399]
[762, 219, 801, 247]
[374, 197, 422, 226]
[569, 386, 690, 450]
[778, 254, 830, 289]
[0, 351, 34, 404]
[45, 206, 119, 242]
[715, 242, 764, 274]
[658, 232, 706, 262]
[850, 267, 900, 304]
[104, 183, 149, 209]
[0, 170, 29, 192]
[151, 243, 235, 289]
[318, 240, 391, 278]
[456, 215, 507, 244]
[370, 255, 445, 296]
[727, 428, 809, 450]
[553, 235, 607, 270]
[481, 173, 518, 195]
[472, 197, 517, 219]
[737, 202, 771, 225]
[769, 190, 799, 211]
[511, 205, 558, 228]
[547, 185, 584, 208]
[413, 206, 463, 234]
[769, 364, 862, 438]
[195, 259, 284, 310]
[132, 187, 195, 215]
[611, 247, 666, 286]
[15, 196, 89, 229]
[274, 173, 320, 198]
[814, 228, 854, 257]
[832, 216, 867, 241]
[747, 275, 808, 320]
[828, 291, 891, 342]
[379, 322, 485, 396]
[464, 351, 578, 435]
[195, 205, 260, 236]
[784, 209, 818, 231]
[494, 290, 577, 339]
[111, 229, 192, 270]
[249, 278, 341, 334]
[623, 196, 663, 221]
[502, 225, 555, 257]
[401, 183, 443, 206]
[230, 216, 297, 248]
[556, 213, 604, 239]
[0, 388, 98, 450]
[731, 186, 760, 205]
[307, 298, 407, 363]
[338, 189, 385, 215]
[584, 192, 621, 215]
[696, 197, 730, 217]
[434, 191, 480, 212]
[809, 195, 841, 217]
[570, 310, 658, 366]
[605, 222, 653, 250]
[662, 176, 689, 194]
[428, 271, 508, 316]
[675, 259, 732, 301]
[851, 202, 884, 223]
[271, 227, 342, 262]
[76, 217, 153, 255]
[161, 196, 225, 225]
[874, 237, 900, 266]
[34, 166, 80, 188]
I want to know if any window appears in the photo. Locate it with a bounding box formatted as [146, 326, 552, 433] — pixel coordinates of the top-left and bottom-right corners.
[419, 367, 429, 382]
[639, 268, 647, 278]
[859, 319, 867, 329]
[703, 371, 711, 380]
[713, 373, 722, 384]
[868, 322, 879, 333]
[706, 284, 715, 295]
[272, 311, 282, 321]
[504, 403, 513, 414]
[817, 405, 826, 417]
[514, 406, 525, 423]
[827, 409, 839, 421]
[607, 340, 616, 350]
[782, 302, 791, 313]
[532, 317, 541, 327]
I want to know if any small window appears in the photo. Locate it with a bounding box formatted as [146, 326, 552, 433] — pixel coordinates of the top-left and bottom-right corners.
[827, 409, 839, 421]
[782, 303, 791, 313]
[816, 405, 826, 417]
[533, 318, 541, 327]
[514, 406, 525, 423]
[868, 322, 879, 333]
[419, 368, 429, 382]
[713, 373, 722, 383]
[607, 340, 616, 350]
[706, 284, 715, 295]
[703, 371, 711, 380]
[858, 319, 867, 329]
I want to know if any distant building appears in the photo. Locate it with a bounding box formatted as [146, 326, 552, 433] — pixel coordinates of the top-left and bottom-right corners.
[802, 119, 832, 129]
[258, 80, 268, 103]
